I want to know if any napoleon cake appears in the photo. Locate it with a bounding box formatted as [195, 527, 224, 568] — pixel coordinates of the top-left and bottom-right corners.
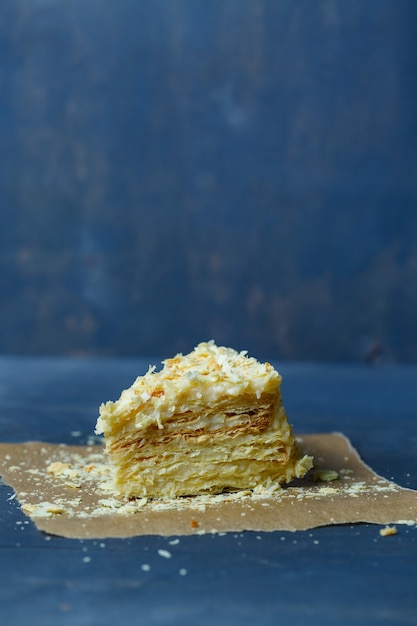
[95, 341, 312, 498]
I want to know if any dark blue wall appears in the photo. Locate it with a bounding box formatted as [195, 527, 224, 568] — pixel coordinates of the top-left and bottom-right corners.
[1, 0, 417, 362]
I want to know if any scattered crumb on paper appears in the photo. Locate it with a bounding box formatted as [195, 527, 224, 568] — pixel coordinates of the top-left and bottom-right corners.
[0, 433, 416, 539]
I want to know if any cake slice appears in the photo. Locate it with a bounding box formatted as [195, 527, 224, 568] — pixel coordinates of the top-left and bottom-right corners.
[95, 341, 312, 498]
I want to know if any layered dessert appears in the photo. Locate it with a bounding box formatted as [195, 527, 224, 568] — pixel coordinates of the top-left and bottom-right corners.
[96, 341, 312, 498]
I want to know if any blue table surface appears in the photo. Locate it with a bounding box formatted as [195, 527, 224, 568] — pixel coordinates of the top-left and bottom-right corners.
[0, 356, 416, 626]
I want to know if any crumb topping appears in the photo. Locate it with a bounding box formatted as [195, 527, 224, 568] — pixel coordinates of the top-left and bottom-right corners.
[95, 341, 280, 434]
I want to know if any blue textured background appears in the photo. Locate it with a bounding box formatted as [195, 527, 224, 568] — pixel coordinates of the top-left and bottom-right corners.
[1, 0, 416, 361]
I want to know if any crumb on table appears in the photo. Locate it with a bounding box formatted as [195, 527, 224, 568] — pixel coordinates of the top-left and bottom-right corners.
[379, 525, 397, 537]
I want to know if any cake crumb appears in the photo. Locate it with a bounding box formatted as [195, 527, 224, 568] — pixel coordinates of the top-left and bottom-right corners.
[313, 469, 339, 482]
[379, 525, 397, 537]
[157, 549, 172, 559]
[47, 461, 71, 475]
[22, 503, 38, 515]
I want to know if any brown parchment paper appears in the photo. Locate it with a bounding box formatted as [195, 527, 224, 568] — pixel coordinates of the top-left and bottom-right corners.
[1, 433, 416, 538]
